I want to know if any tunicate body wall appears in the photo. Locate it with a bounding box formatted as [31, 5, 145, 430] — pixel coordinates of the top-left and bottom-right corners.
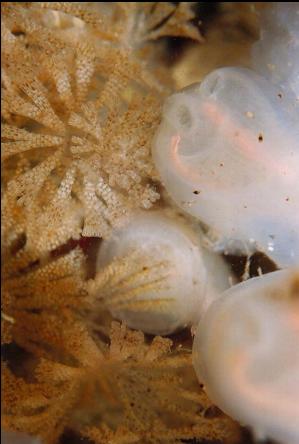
[192, 268, 299, 444]
[97, 210, 231, 335]
[153, 3, 299, 268]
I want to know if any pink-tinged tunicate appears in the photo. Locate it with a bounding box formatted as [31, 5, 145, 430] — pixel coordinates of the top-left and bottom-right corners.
[192, 268, 299, 444]
[153, 67, 299, 267]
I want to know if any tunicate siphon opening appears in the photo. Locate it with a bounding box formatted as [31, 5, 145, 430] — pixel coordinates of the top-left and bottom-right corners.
[177, 105, 192, 129]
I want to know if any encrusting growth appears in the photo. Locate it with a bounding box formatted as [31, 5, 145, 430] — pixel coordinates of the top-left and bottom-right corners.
[1, 2, 204, 243]
[1, 241, 238, 443]
[2, 2, 163, 241]
[2, 213, 238, 443]
[3, 311, 238, 444]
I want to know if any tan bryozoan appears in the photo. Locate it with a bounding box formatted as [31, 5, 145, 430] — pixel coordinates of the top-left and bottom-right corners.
[1, 229, 238, 444]
[2, 2, 168, 241]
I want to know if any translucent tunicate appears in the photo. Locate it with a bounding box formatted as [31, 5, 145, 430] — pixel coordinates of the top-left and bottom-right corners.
[192, 268, 299, 444]
[153, 67, 299, 267]
[96, 210, 231, 335]
[252, 2, 299, 101]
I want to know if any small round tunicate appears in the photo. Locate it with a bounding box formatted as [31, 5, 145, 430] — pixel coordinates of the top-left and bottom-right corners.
[96, 210, 230, 335]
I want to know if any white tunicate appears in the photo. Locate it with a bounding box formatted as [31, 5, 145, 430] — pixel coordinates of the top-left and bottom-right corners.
[153, 67, 299, 267]
[192, 268, 299, 444]
[96, 210, 231, 335]
[252, 2, 299, 101]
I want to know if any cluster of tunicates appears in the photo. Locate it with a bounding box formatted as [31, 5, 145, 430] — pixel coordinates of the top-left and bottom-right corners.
[96, 4, 299, 444]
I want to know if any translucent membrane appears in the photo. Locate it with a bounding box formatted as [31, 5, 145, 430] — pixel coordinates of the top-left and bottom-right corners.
[97, 211, 230, 335]
[192, 268, 299, 444]
[252, 2, 299, 101]
[153, 67, 299, 267]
